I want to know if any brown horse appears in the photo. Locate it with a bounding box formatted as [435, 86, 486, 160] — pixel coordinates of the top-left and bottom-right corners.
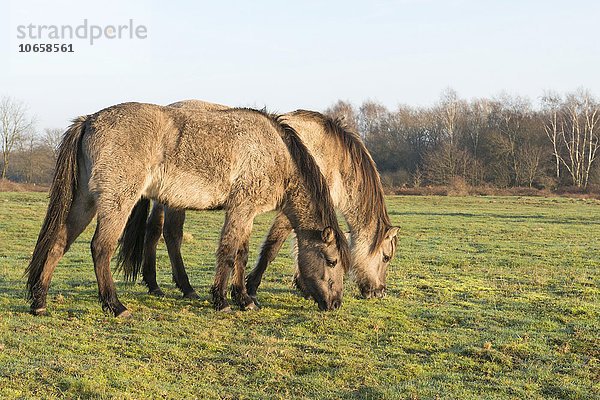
[118, 100, 398, 306]
[26, 103, 350, 316]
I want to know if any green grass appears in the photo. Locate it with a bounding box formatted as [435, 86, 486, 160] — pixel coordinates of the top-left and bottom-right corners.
[0, 193, 599, 399]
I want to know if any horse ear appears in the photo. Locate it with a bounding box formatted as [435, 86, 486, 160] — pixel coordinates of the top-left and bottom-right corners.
[321, 227, 335, 244]
[386, 226, 400, 240]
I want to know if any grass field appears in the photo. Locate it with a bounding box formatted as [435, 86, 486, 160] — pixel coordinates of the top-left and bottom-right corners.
[0, 192, 598, 399]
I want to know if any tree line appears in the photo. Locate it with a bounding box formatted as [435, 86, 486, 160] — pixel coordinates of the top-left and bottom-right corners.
[325, 88, 600, 190]
[2, 90, 599, 190]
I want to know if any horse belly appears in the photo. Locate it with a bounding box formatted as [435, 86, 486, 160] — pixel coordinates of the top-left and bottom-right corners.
[143, 168, 228, 210]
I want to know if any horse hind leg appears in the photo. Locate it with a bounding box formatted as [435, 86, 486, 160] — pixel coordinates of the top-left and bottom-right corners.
[91, 196, 142, 317]
[163, 207, 198, 299]
[141, 202, 165, 296]
[30, 191, 97, 315]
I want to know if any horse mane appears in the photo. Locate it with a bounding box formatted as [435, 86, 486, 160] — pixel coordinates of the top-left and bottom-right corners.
[289, 110, 392, 253]
[232, 107, 351, 271]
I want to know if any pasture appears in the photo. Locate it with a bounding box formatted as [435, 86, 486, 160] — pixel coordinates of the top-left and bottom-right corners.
[0, 192, 598, 399]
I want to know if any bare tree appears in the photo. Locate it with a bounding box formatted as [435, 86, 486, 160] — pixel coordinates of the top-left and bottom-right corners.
[9, 137, 56, 184]
[435, 88, 464, 146]
[324, 100, 358, 131]
[490, 94, 532, 186]
[465, 98, 492, 159]
[518, 142, 544, 188]
[541, 91, 563, 180]
[412, 166, 423, 187]
[1, 97, 35, 179]
[357, 100, 389, 141]
[43, 128, 63, 160]
[396, 105, 439, 168]
[560, 90, 600, 188]
[20, 131, 39, 183]
[460, 98, 493, 184]
[423, 142, 476, 185]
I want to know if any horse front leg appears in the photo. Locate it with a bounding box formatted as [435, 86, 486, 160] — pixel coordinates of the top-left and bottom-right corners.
[230, 238, 256, 310]
[211, 208, 255, 312]
[246, 212, 292, 304]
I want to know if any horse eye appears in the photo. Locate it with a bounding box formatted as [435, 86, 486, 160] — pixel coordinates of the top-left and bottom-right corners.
[383, 255, 391, 263]
[326, 259, 337, 268]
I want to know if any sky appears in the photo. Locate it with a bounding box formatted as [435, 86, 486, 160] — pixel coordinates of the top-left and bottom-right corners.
[1, 0, 599, 131]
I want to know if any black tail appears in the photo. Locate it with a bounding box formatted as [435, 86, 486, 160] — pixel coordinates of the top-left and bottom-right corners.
[115, 198, 151, 281]
[26, 116, 88, 299]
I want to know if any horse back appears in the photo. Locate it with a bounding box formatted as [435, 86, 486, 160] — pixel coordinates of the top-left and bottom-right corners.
[81, 103, 292, 212]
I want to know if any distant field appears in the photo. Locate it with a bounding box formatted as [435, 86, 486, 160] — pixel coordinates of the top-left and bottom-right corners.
[0, 192, 598, 399]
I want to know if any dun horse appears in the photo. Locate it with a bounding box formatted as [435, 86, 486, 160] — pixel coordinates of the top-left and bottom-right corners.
[26, 103, 350, 316]
[118, 100, 398, 306]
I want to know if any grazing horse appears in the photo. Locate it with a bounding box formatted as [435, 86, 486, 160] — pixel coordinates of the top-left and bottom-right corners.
[26, 103, 350, 316]
[118, 100, 399, 306]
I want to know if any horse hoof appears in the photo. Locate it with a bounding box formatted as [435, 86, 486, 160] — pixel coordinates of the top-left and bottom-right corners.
[218, 306, 232, 313]
[116, 310, 133, 319]
[149, 289, 165, 297]
[244, 302, 259, 311]
[31, 307, 46, 316]
[250, 296, 261, 308]
[183, 291, 200, 300]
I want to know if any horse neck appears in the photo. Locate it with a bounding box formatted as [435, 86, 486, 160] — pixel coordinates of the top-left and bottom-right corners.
[334, 160, 384, 259]
[292, 130, 382, 258]
[289, 122, 381, 233]
[345, 216, 379, 267]
[282, 112, 386, 259]
[281, 179, 325, 231]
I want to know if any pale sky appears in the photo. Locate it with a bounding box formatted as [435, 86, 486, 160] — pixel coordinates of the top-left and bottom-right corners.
[1, 0, 599, 131]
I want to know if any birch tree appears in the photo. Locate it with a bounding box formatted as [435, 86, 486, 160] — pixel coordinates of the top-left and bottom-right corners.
[541, 92, 563, 180]
[560, 91, 600, 187]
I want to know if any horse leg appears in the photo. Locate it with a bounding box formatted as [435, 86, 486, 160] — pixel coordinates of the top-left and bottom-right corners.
[30, 191, 97, 314]
[211, 208, 255, 311]
[91, 199, 139, 317]
[163, 207, 198, 299]
[246, 212, 292, 303]
[141, 202, 165, 296]
[230, 238, 255, 310]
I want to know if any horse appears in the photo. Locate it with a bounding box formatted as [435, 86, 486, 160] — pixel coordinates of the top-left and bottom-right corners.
[118, 100, 399, 306]
[26, 102, 350, 317]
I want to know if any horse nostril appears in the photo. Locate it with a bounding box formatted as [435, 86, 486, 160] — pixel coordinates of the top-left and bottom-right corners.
[360, 287, 371, 299]
[331, 299, 341, 310]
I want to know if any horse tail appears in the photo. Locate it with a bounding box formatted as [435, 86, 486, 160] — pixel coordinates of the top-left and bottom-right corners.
[115, 198, 151, 281]
[26, 116, 88, 299]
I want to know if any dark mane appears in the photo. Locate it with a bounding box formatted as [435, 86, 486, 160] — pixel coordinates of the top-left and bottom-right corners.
[232, 107, 351, 271]
[290, 110, 392, 253]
